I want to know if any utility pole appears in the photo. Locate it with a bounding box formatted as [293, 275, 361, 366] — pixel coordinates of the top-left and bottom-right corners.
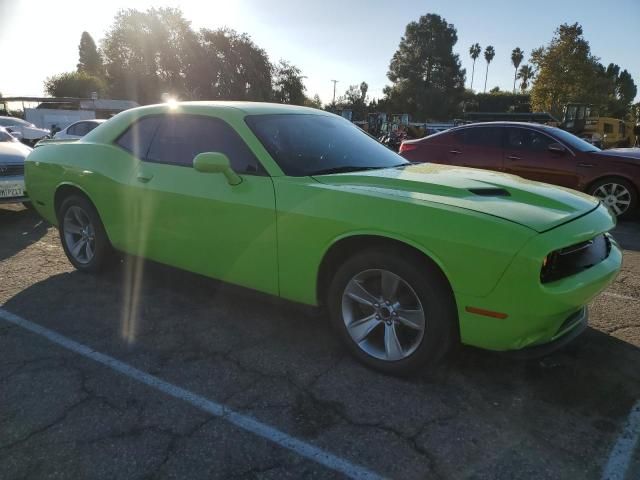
[331, 79, 339, 104]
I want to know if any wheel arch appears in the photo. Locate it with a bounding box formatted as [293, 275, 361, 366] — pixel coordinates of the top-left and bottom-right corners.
[585, 174, 639, 197]
[53, 183, 95, 222]
[316, 232, 454, 307]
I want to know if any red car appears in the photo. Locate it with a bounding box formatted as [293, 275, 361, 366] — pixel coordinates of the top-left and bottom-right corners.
[399, 122, 640, 217]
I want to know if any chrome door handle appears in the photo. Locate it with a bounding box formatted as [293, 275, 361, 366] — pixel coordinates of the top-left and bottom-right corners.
[449, 150, 462, 154]
[507, 155, 521, 161]
[137, 173, 153, 183]
[578, 163, 594, 168]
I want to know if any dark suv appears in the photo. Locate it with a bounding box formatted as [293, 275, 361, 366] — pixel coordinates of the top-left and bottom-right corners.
[399, 122, 640, 217]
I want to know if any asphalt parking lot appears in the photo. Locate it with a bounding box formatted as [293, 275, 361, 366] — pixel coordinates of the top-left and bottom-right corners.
[1, 204, 639, 480]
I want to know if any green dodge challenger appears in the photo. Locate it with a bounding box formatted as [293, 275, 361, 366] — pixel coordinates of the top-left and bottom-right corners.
[25, 102, 621, 374]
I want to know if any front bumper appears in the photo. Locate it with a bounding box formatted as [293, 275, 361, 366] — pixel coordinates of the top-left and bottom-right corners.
[456, 204, 621, 352]
[502, 307, 588, 359]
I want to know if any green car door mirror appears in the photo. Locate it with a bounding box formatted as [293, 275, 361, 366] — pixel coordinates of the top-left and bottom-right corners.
[193, 152, 242, 185]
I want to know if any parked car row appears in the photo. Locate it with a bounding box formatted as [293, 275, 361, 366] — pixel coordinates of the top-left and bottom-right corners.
[399, 121, 640, 218]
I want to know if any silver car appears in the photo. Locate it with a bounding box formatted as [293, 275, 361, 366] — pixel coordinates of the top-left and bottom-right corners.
[0, 127, 32, 205]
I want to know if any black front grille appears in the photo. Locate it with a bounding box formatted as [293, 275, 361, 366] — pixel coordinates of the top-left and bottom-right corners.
[0, 164, 24, 177]
[541, 234, 611, 283]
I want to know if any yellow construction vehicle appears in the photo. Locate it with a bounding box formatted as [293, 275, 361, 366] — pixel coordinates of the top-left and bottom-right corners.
[560, 103, 636, 149]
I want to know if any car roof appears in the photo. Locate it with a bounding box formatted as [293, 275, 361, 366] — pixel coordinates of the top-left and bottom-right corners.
[454, 121, 555, 131]
[70, 119, 107, 125]
[127, 101, 331, 116]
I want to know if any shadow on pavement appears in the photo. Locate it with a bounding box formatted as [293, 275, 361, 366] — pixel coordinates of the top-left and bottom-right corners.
[0, 206, 49, 261]
[613, 219, 640, 252]
[3, 257, 640, 479]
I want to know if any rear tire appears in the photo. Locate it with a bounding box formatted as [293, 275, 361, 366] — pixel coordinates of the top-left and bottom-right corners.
[587, 177, 638, 219]
[327, 247, 457, 375]
[57, 195, 111, 273]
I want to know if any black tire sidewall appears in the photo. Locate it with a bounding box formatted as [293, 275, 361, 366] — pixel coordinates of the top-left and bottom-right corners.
[58, 195, 110, 272]
[588, 178, 638, 219]
[327, 247, 457, 375]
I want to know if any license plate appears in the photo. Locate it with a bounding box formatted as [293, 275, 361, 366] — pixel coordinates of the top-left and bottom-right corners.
[0, 181, 24, 198]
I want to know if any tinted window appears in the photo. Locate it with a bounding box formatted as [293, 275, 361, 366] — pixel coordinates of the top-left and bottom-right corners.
[506, 128, 553, 151]
[68, 122, 91, 136]
[545, 127, 600, 152]
[245, 114, 407, 177]
[146, 115, 263, 174]
[456, 127, 503, 147]
[116, 116, 162, 159]
[0, 128, 15, 142]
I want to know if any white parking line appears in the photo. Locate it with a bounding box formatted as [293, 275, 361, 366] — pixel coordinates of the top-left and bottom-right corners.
[602, 292, 640, 302]
[602, 400, 640, 480]
[0, 308, 385, 480]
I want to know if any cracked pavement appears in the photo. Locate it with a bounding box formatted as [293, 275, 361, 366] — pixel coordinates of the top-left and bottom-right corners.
[1, 204, 640, 479]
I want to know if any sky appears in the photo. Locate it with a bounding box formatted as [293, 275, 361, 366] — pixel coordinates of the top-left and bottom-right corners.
[1, 0, 639, 105]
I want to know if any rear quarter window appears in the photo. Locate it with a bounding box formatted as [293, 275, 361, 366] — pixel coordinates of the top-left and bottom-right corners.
[115, 117, 162, 159]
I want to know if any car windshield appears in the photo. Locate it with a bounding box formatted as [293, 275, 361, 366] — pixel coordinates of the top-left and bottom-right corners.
[549, 127, 601, 152]
[0, 128, 16, 142]
[245, 113, 408, 176]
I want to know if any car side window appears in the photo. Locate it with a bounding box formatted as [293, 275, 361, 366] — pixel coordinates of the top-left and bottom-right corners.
[455, 127, 503, 147]
[70, 122, 90, 136]
[506, 128, 553, 152]
[146, 115, 264, 175]
[116, 116, 162, 159]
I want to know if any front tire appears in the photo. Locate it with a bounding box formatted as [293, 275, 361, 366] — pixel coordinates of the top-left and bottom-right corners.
[327, 247, 457, 375]
[58, 195, 111, 273]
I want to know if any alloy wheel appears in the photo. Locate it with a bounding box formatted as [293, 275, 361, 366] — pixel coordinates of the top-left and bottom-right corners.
[63, 205, 96, 264]
[341, 269, 426, 361]
[592, 183, 632, 216]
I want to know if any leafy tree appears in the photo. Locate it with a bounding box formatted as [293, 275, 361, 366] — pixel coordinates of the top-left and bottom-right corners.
[469, 43, 481, 91]
[272, 60, 306, 105]
[336, 82, 369, 120]
[529, 23, 611, 117]
[511, 47, 524, 93]
[384, 13, 466, 120]
[191, 28, 272, 101]
[489, 86, 501, 94]
[483, 46, 495, 93]
[44, 71, 106, 97]
[101, 8, 200, 104]
[517, 64, 535, 92]
[604, 63, 637, 118]
[77, 32, 103, 76]
[304, 94, 323, 109]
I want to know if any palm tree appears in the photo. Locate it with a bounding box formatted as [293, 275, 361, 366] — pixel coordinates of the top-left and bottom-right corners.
[517, 64, 535, 92]
[483, 46, 495, 93]
[469, 43, 482, 91]
[511, 47, 524, 93]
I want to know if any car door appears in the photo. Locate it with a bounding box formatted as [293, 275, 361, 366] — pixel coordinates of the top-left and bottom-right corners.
[503, 127, 579, 189]
[447, 126, 505, 172]
[132, 113, 278, 295]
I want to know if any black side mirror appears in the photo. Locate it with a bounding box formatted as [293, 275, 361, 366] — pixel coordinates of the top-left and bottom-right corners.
[548, 142, 566, 154]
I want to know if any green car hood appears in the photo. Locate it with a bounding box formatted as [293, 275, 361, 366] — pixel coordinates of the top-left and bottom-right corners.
[312, 163, 600, 233]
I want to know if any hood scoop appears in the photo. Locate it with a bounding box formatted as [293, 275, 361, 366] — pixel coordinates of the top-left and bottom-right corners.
[468, 187, 511, 197]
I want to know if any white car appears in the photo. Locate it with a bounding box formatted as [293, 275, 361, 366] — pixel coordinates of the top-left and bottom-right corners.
[53, 119, 106, 139]
[0, 116, 50, 145]
[0, 127, 32, 205]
